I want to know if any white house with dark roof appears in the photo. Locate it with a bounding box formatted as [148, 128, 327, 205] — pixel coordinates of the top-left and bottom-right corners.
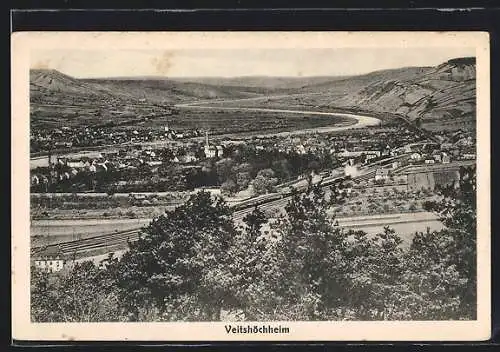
[33, 247, 66, 273]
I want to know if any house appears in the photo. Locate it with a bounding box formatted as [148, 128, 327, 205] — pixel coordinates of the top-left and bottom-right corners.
[66, 160, 86, 169]
[433, 154, 442, 163]
[146, 161, 163, 167]
[204, 145, 216, 158]
[375, 168, 390, 181]
[462, 153, 476, 160]
[216, 145, 224, 157]
[365, 153, 379, 162]
[410, 152, 421, 160]
[181, 154, 198, 163]
[296, 144, 307, 155]
[204, 145, 223, 158]
[455, 136, 474, 147]
[31, 175, 40, 185]
[33, 247, 66, 273]
[424, 159, 435, 164]
[442, 154, 451, 164]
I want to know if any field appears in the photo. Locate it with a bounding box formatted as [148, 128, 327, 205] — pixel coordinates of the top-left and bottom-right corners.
[31, 103, 358, 135]
[137, 107, 357, 134]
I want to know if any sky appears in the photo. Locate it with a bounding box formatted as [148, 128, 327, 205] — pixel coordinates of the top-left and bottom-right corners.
[30, 47, 476, 78]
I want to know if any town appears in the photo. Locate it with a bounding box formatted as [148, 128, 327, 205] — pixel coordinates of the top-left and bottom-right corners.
[30, 120, 475, 198]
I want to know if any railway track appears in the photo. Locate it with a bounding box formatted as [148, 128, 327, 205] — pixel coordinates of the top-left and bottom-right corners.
[32, 163, 392, 257]
[31, 228, 146, 257]
[32, 196, 293, 257]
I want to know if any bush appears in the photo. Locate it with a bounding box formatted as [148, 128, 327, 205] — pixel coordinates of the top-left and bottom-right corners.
[126, 210, 136, 218]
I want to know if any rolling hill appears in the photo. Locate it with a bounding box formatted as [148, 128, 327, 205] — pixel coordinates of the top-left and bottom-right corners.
[169, 76, 350, 90]
[295, 57, 476, 131]
[30, 57, 476, 132]
[82, 77, 264, 103]
[30, 69, 173, 128]
[168, 57, 476, 131]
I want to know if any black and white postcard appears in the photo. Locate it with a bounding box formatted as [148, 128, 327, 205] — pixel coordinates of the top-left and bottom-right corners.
[11, 31, 491, 341]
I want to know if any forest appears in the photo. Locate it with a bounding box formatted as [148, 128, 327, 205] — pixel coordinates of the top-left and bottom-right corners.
[31, 167, 477, 322]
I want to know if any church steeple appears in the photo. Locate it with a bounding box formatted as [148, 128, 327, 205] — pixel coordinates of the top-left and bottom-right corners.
[48, 148, 53, 168]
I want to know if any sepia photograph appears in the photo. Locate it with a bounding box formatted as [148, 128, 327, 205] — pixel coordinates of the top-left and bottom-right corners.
[12, 31, 490, 341]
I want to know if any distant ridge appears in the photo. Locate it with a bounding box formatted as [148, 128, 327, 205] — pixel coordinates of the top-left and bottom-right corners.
[447, 57, 475, 66]
[297, 57, 476, 131]
[30, 57, 476, 132]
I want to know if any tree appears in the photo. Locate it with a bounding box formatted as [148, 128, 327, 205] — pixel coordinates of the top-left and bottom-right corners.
[30, 265, 53, 321]
[413, 166, 477, 318]
[251, 169, 278, 195]
[242, 206, 267, 241]
[272, 159, 292, 181]
[228, 206, 282, 320]
[221, 179, 238, 196]
[215, 158, 235, 185]
[271, 184, 350, 319]
[307, 160, 320, 173]
[112, 191, 239, 321]
[236, 171, 252, 190]
[31, 261, 122, 322]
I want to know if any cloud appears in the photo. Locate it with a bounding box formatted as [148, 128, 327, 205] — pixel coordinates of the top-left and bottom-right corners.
[150, 51, 175, 75]
[31, 59, 52, 70]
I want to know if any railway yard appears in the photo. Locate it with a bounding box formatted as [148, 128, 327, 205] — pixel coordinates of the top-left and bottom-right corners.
[31, 154, 463, 261]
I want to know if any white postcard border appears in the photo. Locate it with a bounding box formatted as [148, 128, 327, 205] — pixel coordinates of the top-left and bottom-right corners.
[11, 31, 491, 341]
